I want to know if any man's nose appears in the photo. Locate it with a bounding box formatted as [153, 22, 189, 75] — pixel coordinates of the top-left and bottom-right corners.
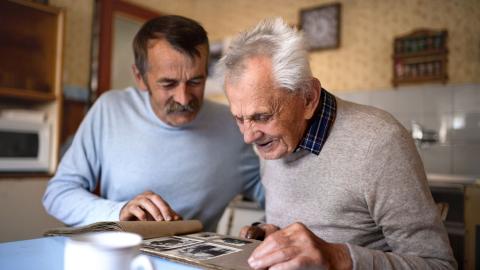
[243, 123, 262, 144]
[173, 84, 190, 105]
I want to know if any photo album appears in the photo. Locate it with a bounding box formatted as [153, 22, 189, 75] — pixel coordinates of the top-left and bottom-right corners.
[44, 220, 261, 270]
[142, 232, 261, 270]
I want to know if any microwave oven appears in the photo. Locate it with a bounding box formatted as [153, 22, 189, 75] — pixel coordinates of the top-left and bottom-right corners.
[0, 118, 51, 172]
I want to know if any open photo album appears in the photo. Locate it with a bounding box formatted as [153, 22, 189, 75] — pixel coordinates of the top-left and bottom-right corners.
[44, 220, 260, 270]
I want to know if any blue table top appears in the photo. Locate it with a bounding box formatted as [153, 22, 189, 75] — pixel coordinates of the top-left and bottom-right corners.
[0, 237, 200, 270]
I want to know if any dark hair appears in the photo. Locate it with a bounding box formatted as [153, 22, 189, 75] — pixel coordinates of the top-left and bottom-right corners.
[133, 15, 209, 76]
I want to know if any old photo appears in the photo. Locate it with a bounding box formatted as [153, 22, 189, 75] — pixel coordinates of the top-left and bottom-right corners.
[213, 237, 252, 246]
[143, 236, 203, 251]
[187, 232, 220, 240]
[165, 242, 241, 260]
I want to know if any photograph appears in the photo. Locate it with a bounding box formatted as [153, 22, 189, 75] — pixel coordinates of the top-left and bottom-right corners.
[165, 242, 241, 261]
[213, 237, 252, 247]
[143, 236, 203, 251]
[187, 232, 220, 240]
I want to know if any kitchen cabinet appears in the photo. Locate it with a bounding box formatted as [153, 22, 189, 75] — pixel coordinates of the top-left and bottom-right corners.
[429, 175, 480, 270]
[0, 0, 64, 175]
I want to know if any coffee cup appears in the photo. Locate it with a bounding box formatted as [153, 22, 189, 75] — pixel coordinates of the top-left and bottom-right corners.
[64, 232, 154, 270]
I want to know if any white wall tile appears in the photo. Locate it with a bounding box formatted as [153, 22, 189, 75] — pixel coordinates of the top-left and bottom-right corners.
[452, 145, 480, 175]
[337, 92, 371, 106]
[422, 112, 454, 145]
[451, 112, 480, 144]
[418, 145, 453, 174]
[453, 84, 480, 112]
[423, 86, 453, 113]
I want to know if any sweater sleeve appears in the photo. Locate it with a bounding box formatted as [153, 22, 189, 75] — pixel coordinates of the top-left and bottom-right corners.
[42, 97, 127, 226]
[347, 122, 457, 269]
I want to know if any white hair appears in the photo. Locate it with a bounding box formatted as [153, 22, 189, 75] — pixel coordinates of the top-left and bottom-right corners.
[217, 17, 312, 93]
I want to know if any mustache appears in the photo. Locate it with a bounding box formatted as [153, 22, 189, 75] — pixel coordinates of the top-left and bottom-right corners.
[165, 99, 200, 114]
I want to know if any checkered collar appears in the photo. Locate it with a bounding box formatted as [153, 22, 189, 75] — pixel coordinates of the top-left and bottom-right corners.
[296, 88, 337, 155]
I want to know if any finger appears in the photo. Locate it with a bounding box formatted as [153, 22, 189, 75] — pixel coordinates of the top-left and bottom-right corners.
[129, 205, 149, 221]
[269, 257, 307, 270]
[261, 224, 280, 236]
[119, 209, 134, 221]
[239, 226, 251, 238]
[119, 202, 134, 221]
[149, 194, 176, 221]
[137, 198, 163, 221]
[250, 231, 290, 259]
[247, 227, 266, 240]
[248, 246, 299, 270]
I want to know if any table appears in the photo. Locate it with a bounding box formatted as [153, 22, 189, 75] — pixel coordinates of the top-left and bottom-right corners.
[0, 236, 200, 270]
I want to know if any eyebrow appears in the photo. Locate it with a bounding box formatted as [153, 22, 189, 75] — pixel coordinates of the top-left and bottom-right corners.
[234, 112, 273, 121]
[156, 75, 206, 83]
[188, 75, 206, 81]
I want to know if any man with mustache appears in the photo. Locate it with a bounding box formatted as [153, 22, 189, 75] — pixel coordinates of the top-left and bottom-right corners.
[43, 15, 263, 232]
[220, 18, 455, 269]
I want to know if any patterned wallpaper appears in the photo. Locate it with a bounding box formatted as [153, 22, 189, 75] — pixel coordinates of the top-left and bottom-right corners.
[51, 0, 480, 92]
[49, 0, 94, 88]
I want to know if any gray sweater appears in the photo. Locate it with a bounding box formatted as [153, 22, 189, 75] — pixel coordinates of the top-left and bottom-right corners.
[262, 98, 456, 269]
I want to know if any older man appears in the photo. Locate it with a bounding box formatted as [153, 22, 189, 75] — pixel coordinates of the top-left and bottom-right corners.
[43, 15, 263, 232]
[219, 18, 455, 269]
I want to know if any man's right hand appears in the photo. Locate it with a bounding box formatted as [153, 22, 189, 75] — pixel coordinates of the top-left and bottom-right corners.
[240, 223, 280, 240]
[119, 191, 182, 221]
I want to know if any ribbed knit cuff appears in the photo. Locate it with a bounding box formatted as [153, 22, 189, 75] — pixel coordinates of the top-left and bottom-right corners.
[346, 243, 374, 270]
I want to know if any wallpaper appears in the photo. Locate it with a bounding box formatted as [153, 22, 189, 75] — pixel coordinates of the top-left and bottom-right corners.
[49, 0, 94, 88]
[51, 0, 480, 92]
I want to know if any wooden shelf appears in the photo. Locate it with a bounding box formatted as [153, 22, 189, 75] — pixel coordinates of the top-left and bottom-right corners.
[0, 0, 64, 175]
[394, 48, 448, 59]
[0, 87, 56, 102]
[392, 29, 448, 87]
[0, 0, 63, 100]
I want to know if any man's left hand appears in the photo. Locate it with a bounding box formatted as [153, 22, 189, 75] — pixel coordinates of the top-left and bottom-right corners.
[247, 222, 352, 270]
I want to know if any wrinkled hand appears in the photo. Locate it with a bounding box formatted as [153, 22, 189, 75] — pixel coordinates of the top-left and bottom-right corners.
[240, 223, 280, 240]
[119, 191, 182, 221]
[248, 222, 352, 270]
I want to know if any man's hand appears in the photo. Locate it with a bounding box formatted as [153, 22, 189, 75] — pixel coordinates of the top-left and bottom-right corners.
[119, 191, 182, 221]
[240, 223, 280, 240]
[247, 222, 352, 270]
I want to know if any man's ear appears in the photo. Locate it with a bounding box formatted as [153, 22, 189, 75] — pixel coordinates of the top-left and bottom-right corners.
[303, 78, 321, 120]
[132, 64, 148, 91]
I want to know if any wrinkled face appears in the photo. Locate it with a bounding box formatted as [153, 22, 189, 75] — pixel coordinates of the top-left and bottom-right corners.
[134, 39, 208, 126]
[225, 56, 314, 160]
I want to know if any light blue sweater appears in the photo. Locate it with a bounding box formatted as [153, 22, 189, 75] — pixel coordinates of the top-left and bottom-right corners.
[43, 87, 264, 231]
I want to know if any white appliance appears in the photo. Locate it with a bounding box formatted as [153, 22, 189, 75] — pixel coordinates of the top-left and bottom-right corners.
[0, 117, 51, 172]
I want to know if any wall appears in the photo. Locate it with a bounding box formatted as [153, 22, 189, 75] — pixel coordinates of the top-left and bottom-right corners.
[49, 0, 94, 89]
[43, 0, 480, 92]
[111, 0, 480, 91]
[0, 178, 63, 242]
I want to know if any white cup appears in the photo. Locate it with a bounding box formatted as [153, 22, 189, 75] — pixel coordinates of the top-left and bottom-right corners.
[64, 232, 154, 270]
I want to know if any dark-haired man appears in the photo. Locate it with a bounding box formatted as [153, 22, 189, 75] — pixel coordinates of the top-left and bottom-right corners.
[43, 15, 263, 232]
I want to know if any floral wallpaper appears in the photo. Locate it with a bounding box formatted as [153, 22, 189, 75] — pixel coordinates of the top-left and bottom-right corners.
[52, 0, 480, 92]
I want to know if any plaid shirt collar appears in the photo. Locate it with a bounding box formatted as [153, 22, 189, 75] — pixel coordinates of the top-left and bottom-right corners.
[296, 88, 337, 155]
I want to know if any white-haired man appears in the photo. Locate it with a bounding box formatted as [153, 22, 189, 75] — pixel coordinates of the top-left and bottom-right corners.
[219, 18, 456, 270]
